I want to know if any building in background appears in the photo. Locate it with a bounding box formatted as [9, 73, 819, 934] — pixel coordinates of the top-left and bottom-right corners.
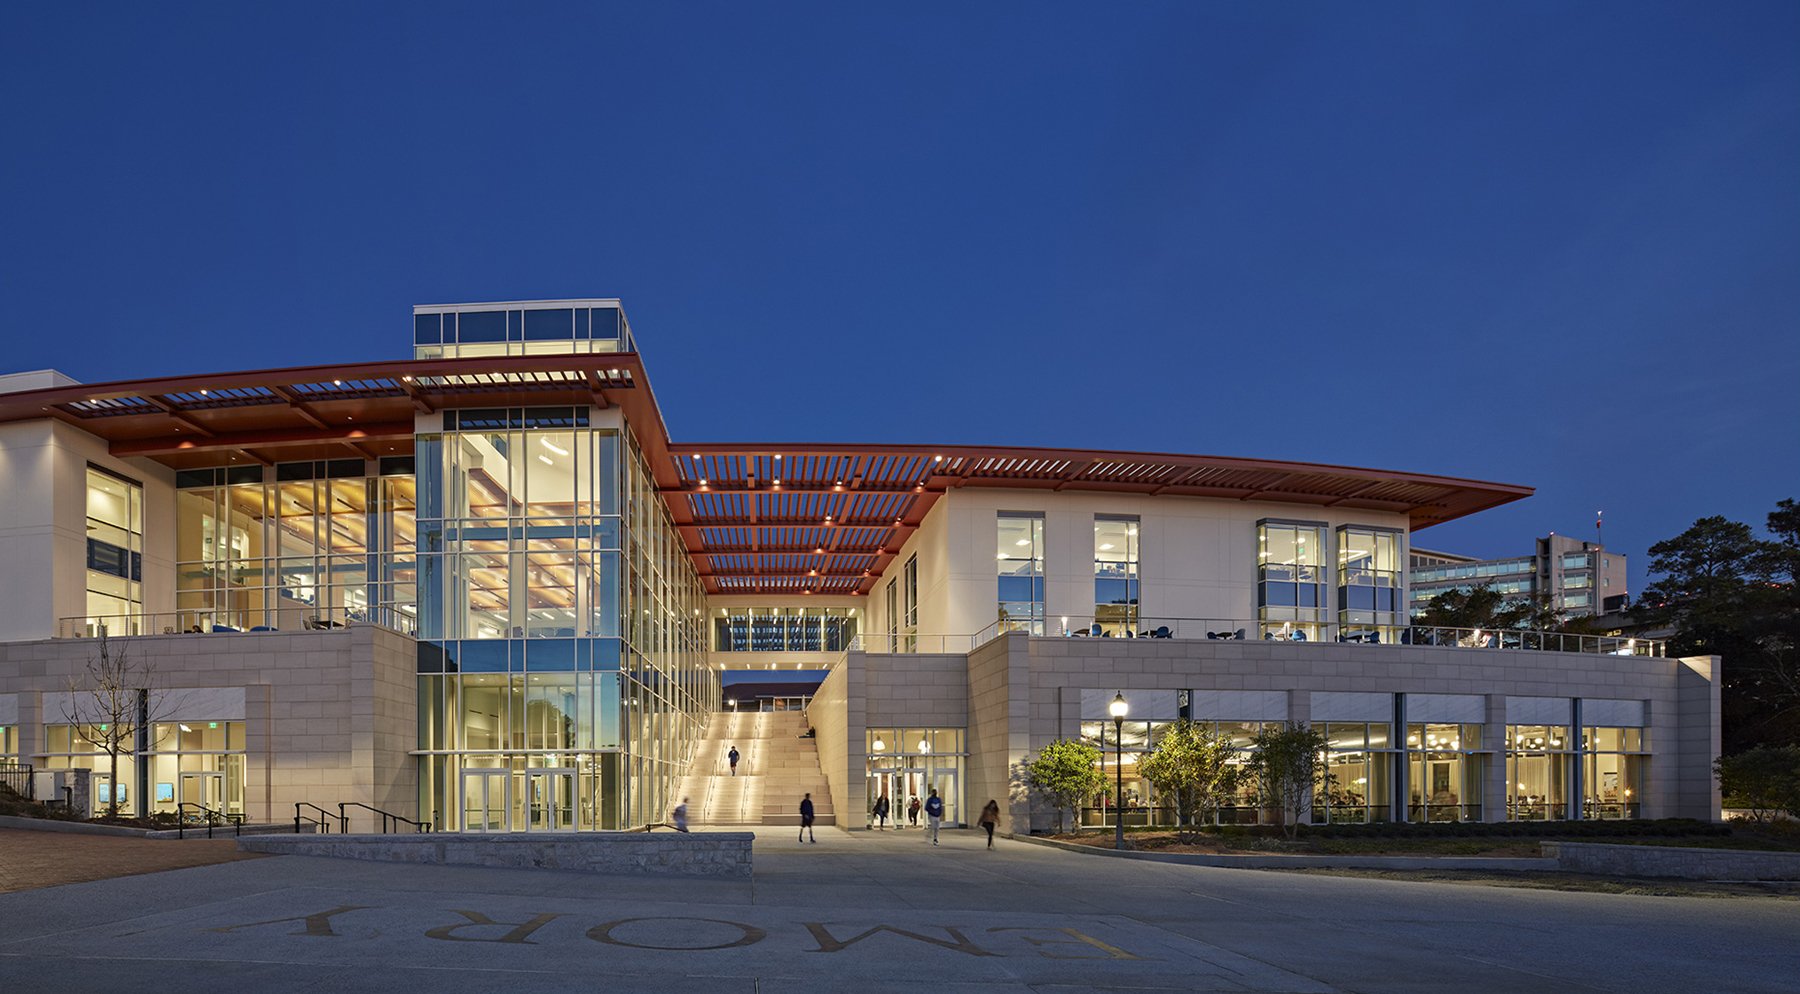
[1410, 534, 1628, 620]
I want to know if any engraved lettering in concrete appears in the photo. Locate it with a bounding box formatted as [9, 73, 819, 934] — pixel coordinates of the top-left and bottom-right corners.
[588, 916, 767, 951]
[804, 922, 997, 956]
[209, 905, 372, 938]
[989, 926, 1142, 960]
[425, 910, 565, 944]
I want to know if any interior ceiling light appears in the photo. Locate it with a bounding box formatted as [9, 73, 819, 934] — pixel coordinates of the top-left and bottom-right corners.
[538, 455, 552, 465]
[540, 438, 568, 456]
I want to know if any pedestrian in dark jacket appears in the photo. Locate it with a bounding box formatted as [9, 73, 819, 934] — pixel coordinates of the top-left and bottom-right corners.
[728, 746, 740, 776]
[908, 796, 921, 827]
[924, 790, 944, 846]
[799, 793, 817, 843]
[872, 794, 890, 830]
[979, 799, 1000, 849]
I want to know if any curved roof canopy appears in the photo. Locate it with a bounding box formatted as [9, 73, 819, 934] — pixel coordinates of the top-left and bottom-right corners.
[0, 355, 1532, 595]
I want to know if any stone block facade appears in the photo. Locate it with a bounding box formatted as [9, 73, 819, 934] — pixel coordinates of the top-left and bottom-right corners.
[0, 624, 416, 827]
[814, 634, 1722, 836]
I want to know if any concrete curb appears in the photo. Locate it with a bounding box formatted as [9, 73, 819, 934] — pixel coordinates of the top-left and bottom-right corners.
[1006, 832, 1559, 872]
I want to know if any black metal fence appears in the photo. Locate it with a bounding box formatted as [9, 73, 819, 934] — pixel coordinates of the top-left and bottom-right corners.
[0, 762, 34, 800]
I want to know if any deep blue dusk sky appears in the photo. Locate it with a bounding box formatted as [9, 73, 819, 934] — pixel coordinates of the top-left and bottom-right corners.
[3, 3, 1796, 596]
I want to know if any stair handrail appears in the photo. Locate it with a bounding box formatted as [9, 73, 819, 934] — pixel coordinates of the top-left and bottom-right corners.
[176, 801, 242, 839]
[337, 801, 432, 834]
[294, 802, 335, 834]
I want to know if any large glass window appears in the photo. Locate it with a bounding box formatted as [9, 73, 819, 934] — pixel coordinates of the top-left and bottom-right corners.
[711, 606, 860, 651]
[415, 305, 635, 360]
[1582, 726, 1645, 819]
[1094, 516, 1139, 636]
[1337, 526, 1403, 640]
[85, 467, 144, 634]
[1257, 521, 1327, 640]
[903, 555, 919, 652]
[1315, 722, 1393, 823]
[1507, 724, 1572, 820]
[997, 513, 1045, 635]
[41, 720, 245, 819]
[1404, 723, 1484, 822]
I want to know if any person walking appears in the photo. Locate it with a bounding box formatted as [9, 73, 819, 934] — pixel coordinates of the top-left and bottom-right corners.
[727, 745, 740, 776]
[799, 792, 817, 843]
[908, 796, 921, 828]
[872, 794, 890, 830]
[924, 789, 944, 846]
[672, 797, 690, 833]
[979, 799, 1000, 849]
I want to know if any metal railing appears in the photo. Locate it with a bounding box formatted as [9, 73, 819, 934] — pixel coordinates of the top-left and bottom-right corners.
[949, 615, 1665, 657]
[294, 802, 336, 834]
[338, 801, 432, 834]
[55, 606, 413, 639]
[0, 763, 34, 800]
[176, 802, 244, 839]
[846, 634, 986, 654]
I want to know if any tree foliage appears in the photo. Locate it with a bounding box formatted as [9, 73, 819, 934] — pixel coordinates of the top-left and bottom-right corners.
[1137, 720, 1239, 839]
[1715, 747, 1800, 822]
[1415, 585, 1591, 634]
[1023, 738, 1106, 834]
[1636, 501, 1800, 752]
[1245, 724, 1331, 840]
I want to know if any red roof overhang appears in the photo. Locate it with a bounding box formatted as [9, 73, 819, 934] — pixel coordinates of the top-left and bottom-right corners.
[0, 357, 1532, 596]
[664, 443, 1531, 595]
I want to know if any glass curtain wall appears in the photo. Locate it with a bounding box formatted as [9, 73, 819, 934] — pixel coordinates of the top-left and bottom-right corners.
[41, 721, 245, 819]
[85, 467, 144, 633]
[1337, 527, 1404, 641]
[1094, 516, 1140, 635]
[1582, 727, 1645, 819]
[1257, 520, 1327, 640]
[175, 462, 417, 634]
[414, 409, 715, 831]
[1404, 723, 1484, 821]
[413, 305, 635, 360]
[1506, 724, 1571, 820]
[711, 607, 859, 652]
[1316, 722, 1394, 823]
[997, 513, 1045, 635]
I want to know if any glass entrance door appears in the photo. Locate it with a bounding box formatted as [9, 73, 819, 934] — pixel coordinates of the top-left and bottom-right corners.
[523, 768, 576, 831]
[931, 768, 959, 826]
[179, 772, 224, 813]
[461, 768, 511, 832]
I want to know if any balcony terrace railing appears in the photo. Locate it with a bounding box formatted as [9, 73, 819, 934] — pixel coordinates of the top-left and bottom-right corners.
[922, 615, 1665, 657]
[54, 606, 414, 640]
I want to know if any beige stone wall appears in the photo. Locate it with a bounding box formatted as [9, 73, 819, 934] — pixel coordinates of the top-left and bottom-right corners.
[965, 634, 1027, 833]
[808, 659, 855, 830]
[0, 624, 417, 826]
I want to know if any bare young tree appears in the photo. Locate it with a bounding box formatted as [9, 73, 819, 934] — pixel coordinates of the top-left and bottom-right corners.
[62, 631, 168, 820]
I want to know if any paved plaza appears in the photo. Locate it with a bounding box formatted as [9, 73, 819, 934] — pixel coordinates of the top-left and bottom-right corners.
[0, 827, 1795, 993]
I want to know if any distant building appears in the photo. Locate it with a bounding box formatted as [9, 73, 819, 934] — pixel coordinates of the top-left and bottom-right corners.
[1409, 534, 1628, 620]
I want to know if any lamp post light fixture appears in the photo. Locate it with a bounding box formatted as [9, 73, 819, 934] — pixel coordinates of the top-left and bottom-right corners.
[726, 698, 736, 713]
[1109, 691, 1129, 850]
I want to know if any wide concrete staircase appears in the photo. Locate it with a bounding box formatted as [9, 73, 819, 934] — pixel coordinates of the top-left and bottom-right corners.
[675, 711, 835, 827]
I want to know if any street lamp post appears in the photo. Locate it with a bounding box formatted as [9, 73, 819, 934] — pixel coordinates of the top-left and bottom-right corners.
[1109, 691, 1129, 850]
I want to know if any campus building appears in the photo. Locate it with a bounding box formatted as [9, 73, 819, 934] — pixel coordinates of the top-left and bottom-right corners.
[0, 300, 1720, 834]
[1410, 535, 1629, 620]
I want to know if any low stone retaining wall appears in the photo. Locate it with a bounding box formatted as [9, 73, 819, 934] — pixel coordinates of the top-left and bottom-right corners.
[1011, 834, 1557, 872]
[237, 831, 755, 877]
[1545, 842, 1800, 881]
